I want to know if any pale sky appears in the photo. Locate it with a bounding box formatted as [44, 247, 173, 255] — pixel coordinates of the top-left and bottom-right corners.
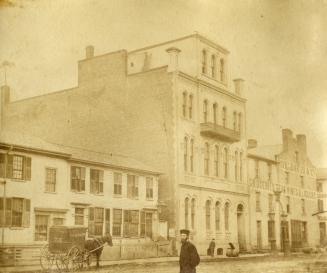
[0, 0, 327, 167]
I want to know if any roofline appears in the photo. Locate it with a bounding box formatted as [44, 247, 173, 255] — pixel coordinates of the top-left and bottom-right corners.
[247, 152, 278, 163]
[178, 71, 246, 103]
[78, 49, 127, 63]
[196, 33, 230, 54]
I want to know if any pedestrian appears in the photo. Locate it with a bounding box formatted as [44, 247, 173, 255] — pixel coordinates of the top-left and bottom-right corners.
[208, 238, 215, 257]
[179, 229, 200, 273]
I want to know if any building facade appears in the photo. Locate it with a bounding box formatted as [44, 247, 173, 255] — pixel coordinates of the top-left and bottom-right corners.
[317, 168, 327, 245]
[0, 132, 161, 247]
[247, 129, 320, 251]
[0, 34, 250, 254]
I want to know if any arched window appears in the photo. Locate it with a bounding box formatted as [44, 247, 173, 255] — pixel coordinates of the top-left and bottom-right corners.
[238, 113, 242, 133]
[185, 198, 189, 229]
[223, 147, 228, 179]
[189, 94, 193, 119]
[204, 142, 210, 175]
[224, 202, 230, 231]
[240, 152, 243, 182]
[190, 139, 194, 173]
[211, 55, 216, 78]
[182, 92, 187, 118]
[220, 58, 225, 82]
[206, 200, 211, 230]
[202, 50, 207, 74]
[213, 103, 218, 124]
[222, 107, 227, 128]
[191, 198, 195, 229]
[233, 111, 237, 131]
[214, 145, 219, 177]
[215, 201, 220, 231]
[184, 137, 188, 172]
[235, 151, 239, 182]
[203, 100, 208, 123]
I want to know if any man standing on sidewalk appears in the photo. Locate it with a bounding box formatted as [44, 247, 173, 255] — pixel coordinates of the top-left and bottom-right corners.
[179, 229, 200, 273]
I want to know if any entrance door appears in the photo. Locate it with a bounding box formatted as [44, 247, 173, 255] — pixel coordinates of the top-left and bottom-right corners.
[320, 222, 326, 245]
[281, 221, 289, 251]
[256, 221, 262, 250]
[237, 204, 246, 251]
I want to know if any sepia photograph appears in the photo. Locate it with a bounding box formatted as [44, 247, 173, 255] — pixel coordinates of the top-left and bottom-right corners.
[0, 0, 327, 272]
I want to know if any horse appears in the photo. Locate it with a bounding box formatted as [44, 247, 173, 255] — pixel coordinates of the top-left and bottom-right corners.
[84, 234, 113, 268]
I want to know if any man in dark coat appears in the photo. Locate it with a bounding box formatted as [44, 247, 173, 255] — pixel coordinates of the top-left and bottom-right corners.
[179, 229, 200, 273]
[208, 238, 215, 257]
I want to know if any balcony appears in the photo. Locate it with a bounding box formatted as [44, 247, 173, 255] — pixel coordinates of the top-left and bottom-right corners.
[200, 122, 240, 143]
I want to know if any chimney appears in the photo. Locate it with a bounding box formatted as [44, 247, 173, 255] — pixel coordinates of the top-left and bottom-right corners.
[248, 139, 258, 149]
[85, 45, 94, 59]
[233, 78, 244, 96]
[296, 134, 307, 154]
[0, 85, 10, 130]
[282, 128, 293, 152]
[166, 47, 181, 72]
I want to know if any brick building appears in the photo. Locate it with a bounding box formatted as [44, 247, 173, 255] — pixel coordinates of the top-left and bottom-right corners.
[0, 33, 249, 254]
[247, 129, 320, 251]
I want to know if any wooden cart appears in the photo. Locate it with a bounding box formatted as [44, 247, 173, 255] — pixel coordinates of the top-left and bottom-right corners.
[40, 226, 89, 272]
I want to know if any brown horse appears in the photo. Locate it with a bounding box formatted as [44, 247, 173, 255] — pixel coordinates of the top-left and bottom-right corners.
[85, 234, 113, 268]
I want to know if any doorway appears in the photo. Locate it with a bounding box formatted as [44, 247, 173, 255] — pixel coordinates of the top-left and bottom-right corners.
[237, 204, 246, 251]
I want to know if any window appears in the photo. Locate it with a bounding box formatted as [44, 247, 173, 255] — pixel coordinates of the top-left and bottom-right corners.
[215, 202, 220, 231]
[71, 166, 85, 192]
[191, 199, 195, 230]
[0, 154, 31, 181]
[0, 197, 30, 227]
[45, 168, 56, 192]
[205, 200, 211, 230]
[114, 173, 122, 195]
[269, 194, 273, 212]
[211, 55, 216, 78]
[223, 148, 228, 179]
[204, 143, 210, 175]
[256, 192, 261, 212]
[220, 58, 225, 82]
[214, 145, 219, 177]
[268, 164, 272, 181]
[185, 198, 189, 229]
[190, 139, 194, 173]
[112, 209, 122, 236]
[240, 152, 243, 182]
[255, 160, 259, 178]
[202, 49, 207, 74]
[268, 220, 276, 241]
[75, 208, 84, 225]
[213, 103, 218, 124]
[235, 151, 238, 181]
[286, 196, 291, 213]
[146, 177, 154, 199]
[189, 94, 193, 119]
[184, 137, 188, 172]
[88, 207, 104, 236]
[141, 211, 153, 238]
[124, 210, 139, 237]
[222, 107, 227, 128]
[90, 169, 104, 194]
[238, 113, 242, 133]
[300, 176, 304, 188]
[105, 209, 110, 234]
[233, 112, 237, 131]
[318, 199, 324, 212]
[224, 203, 229, 231]
[35, 215, 49, 241]
[127, 175, 138, 198]
[285, 172, 289, 184]
[182, 92, 187, 117]
[203, 100, 208, 123]
[301, 199, 305, 215]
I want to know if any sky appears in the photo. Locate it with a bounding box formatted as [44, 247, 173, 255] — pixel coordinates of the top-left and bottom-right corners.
[0, 0, 326, 167]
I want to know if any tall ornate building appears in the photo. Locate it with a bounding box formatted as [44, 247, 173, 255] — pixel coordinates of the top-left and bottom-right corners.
[0, 34, 249, 254]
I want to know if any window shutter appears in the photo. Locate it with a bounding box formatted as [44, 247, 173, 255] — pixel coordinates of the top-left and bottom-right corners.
[24, 157, 32, 181]
[0, 154, 5, 178]
[5, 198, 12, 226]
[6, 155, 13, 179]
[123, 210, 129, 237]
[23, 199, 31, 227]
[99, 171, 104, 193]
[70, 167, 75, 190]
[105, 209, 110, 234]
[88, 207, 94, 237]
[81, 168, 85, 191]
[90, 170, 94, 194]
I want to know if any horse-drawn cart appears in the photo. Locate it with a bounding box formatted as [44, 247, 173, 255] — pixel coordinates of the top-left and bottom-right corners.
[40, 226, 90, 272]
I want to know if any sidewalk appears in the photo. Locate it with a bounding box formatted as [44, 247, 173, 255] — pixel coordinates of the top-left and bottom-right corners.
[0, 253, 271, 273]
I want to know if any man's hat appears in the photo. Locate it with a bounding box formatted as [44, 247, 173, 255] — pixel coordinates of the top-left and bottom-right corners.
[180, 229, 190, 235]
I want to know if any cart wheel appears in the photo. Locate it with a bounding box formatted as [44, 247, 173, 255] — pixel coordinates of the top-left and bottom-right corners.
[66, 246, 82, 272]
[56, 253, 69, 273]
[40, 244, 56, 271]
